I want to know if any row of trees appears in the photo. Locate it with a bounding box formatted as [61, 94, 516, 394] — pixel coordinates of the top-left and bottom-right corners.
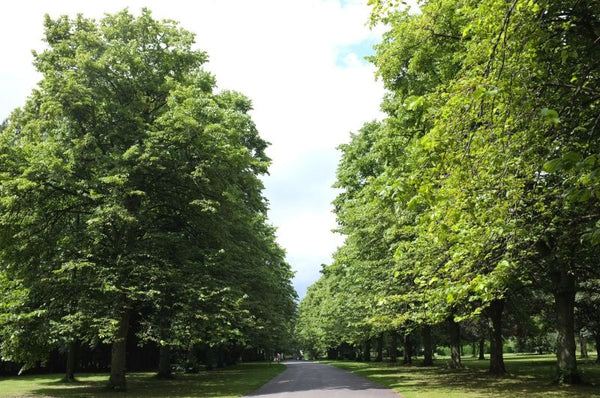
[0, 10, 296, 389]
[297, 0, 600, 383]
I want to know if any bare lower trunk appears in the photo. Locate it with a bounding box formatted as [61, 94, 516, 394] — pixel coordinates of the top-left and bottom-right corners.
[595, 334, 600, 364]
[157, 345, 173, 379]
[552, 269, 580, 384]
[108, 310, 130, 390]
[448, 316, 462, 369]
[479, 337, 485, 360]
[363, 339, 371, 362]
[579, 333, 588, 358]
[488, 299, 506, 375]
[422, 325, 433, 366]
[390, 330, 398, 363]
[403, 333, 412, 364]
[65, 341, 78, 382]
[376, 333, 383, 362]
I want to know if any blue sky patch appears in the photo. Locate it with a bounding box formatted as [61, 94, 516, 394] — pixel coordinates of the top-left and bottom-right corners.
[335, 37, 378, 68]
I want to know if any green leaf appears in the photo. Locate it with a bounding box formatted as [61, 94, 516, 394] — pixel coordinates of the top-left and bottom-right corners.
[543, 158, 561, 173]
[541, 108, 560, 125]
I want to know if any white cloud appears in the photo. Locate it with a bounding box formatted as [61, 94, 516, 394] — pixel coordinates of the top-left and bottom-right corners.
[0, 0, 386, 299]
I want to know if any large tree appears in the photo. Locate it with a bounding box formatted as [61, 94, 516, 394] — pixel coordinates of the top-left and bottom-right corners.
[0, 9, 296, 389]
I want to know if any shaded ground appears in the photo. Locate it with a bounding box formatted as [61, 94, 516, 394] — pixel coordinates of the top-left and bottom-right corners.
[0, 362, 285, 398]
[326, 354, 600, 398]
[245, 360, 400, 397]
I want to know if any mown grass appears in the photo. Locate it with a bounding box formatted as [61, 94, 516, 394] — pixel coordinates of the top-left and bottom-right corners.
[325, 354, 600, 398]
[0, 362, 284, 397]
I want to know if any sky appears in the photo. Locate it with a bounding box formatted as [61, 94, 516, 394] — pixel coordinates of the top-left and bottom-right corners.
[0, 0, 389, 299]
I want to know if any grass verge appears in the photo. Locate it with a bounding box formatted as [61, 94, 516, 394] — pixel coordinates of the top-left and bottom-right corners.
[0, 362, 284, 397]
[325, 354, 600, 398]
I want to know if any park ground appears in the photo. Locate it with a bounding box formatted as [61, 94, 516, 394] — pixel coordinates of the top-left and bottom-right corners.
[1, 355, 599, 397]
[0, 362, 285, 398]
[326, 353, 600, 398]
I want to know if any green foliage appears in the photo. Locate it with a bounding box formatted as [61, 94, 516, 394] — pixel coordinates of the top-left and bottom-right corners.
[0, 8, 296, 375]
[299, 0, 600, 380]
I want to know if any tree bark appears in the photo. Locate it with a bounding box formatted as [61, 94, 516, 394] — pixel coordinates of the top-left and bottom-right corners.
[552, 269, 580, 384]
[376, 333, 384, 362]
[157, 345, 173, 379]
[594, 334, 600, 364]
[390, 330, 398, 363]
[448, 316, 462, 369]
[422, 325, 433, 366]
[479, 337, 485, 360]
[64, 341, 78, 382]
[403, 332, 412, 364]
[363, 339, 371, 362]
[579, 333, 588, 358]
[108, 310, 130, 390]
[488, 299, 506, 375]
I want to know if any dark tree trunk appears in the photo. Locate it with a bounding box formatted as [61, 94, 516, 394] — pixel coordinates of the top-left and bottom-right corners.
[189, 345, 201, 372]
[157, 345, 173, 379]
[471, 342, 477, 358]
[422, 325, 433, 366]
[108, 310, 130, 390]
[65, 341, 78, 382]
[479, 337, 485, 360]
[594, 334, 600, 364]
[376, 333, 384, 362]
[488, 299, 506, 375]
[327, 347, 338, 360]
[390, 330, 398, 363]
[403, 333, 412, 364]
[448, 316, 462, 369]
[552, 269, 580, 384]
[217, 345, 226, 368]
[363, 339, 371, 362]
[579, 333, 588, 358]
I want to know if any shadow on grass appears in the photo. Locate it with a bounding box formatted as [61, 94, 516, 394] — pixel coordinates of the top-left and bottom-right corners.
[330, 357, 600, 398]
[3, 363, 283, 398]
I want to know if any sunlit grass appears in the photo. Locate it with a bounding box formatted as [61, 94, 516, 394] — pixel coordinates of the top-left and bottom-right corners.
[0, 362, 284, 397]
[325, 354, 600, 398]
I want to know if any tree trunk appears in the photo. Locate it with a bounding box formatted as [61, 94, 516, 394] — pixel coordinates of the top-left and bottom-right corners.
[488, 299, 506, 375]
[594, 334, 600, 364]
[422, 325, 433, 366]
[390, 330, 398, 363]
[64, 341, 78, 382]
[479, 337, 485, 360]
[403, 333, 412, 364]
[157, 345, 173, 379]
[552, 269, 580, 384]
[448, 316, 462, 369]
[363, 339, 371, 362]
[108, 310, 130, 390]
[579, 333, 588, 358]
[376, 333, 383, 362]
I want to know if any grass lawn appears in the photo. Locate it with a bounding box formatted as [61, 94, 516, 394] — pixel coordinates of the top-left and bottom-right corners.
[325, 354, 600, 398]
[0, 362, 284, 397]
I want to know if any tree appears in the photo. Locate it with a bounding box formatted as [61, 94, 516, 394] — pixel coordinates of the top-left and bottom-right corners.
[0, 8, 296, 388]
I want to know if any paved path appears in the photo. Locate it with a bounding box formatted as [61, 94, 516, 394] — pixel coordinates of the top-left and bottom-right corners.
[244, 361, 400, 397]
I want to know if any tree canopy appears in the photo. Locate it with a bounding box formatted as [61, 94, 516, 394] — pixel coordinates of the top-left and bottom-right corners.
[297, 0, 600, 383]
[0, 9, 296, 388]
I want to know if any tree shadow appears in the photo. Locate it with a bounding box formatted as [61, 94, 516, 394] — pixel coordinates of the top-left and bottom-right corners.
[27, 364, 279, 398]
[335, 358, 600, 398]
